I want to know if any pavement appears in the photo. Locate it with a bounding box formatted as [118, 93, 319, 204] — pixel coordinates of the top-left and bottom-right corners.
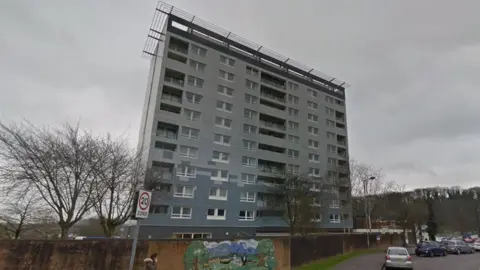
[333, 252, 480, 270]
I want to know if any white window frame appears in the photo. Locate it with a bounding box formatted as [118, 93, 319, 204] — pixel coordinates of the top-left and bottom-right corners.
[330, 200, 340, 209]
[217, 85, 233, 97]
[287, 164, 300, 174]
[288, 82, 298, 91]
[312, 198, 321, 206]
[238, 210, 255, 221]
[215, 116, 232, 129]
[325, 107, 335, 116]
[288, 94, 299, 104]
[308, 89, 318, 98]
[177, 165, 196, 178]
[209, 187, 228, 200]
[211, 170, 229, 182]
[240, 173, 256, 185]
[213, 133, 231, 146]
[288, 121, 299, 131]
[242, 156, 257, 168]
[329, 213, 341, 223]
[244, 109, 257, 119]
[190, 44, 207, 56]
[189, 59, 205, 72]
[171, 206, 192, 219]
[185, 92, 202, 104]
[207, 208, 227, 220]
[307, 101, 318, 110]
[183, 109, 201, 121]
[326, 120, 335, 127]
[288, 149, 299, 159]
[219, 69, 235, 82]
[325, 96, 334, 104]
[240, 192, 256, 203]
[308, 126, 319, 136]
[309, 168, 321, 177]
[310, 182, 321, 192]
[187, 75, 204, 88]
[220, 55, 235, 67]
[246, 80, 258, 91]
[244, 94, 257, 104]
[309, 153, 320, 163]
[243, 124, 257, 135]
[308, 113, 318, 123]
[327, 145, 337, 153]
[327, 132, 336, 139]
[328, 158, 337, 166]
[216, 100, 233, 113]
[288, 135, 299, 144]
[246, 66, 259, 77]
[288, 108, 298, 117]
[308, 140, 319, 149]
[178, 145, 198, 159]
[181, 126, 199, 139]
[173, 185, 195, 198]
[243, 140, 256, 151]
[212, 151, 230, 163]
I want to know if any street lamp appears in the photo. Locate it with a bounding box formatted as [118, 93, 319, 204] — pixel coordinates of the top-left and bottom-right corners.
[363, 176, 376, 248]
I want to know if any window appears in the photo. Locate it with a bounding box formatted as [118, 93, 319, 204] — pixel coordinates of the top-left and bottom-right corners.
[190, 44, 207, 56]
[242, 156, 256, 167]
[183, 109, 201, 121]
[288, 121, 299, 131]
[288, 135, 299, 144]
[189, 59, 206, 72]
[327, 145, 336, 153]
[246, 66, 259, 77]
[243, 124, 257, 134]
[329, 213, 341, 223]
[288, 94, 299, 104]
[185, 92, 202, 104]
[307, 101, 318, 110]
[179, 145, 198, 158]
[325, 96, 334, 104]
[327, 132, 336, 139]
[287, 164, 300, 174]
[326, 119, 335, 128]
[335, 99, 345, 106]
[219, 70, 235, 82]
[309, 153, 320, 163]
[312, 198, 321, 206]
[288, 108, 298, 117]
[325, 107, 335, 116]
[213, 134, 231, 146]
[209, 187, 228, 200]
[220, 55, 235, 67]
[246, 80, 258, 91]
[172, 233, 212, 239]
[314, 213, 322, 222]
[310, 182, 321, 191]
[244, 109, 257, 119]
[177, 165, 196, 178]
[328, 157, 337, 165]
[215, 116, 232, 129]
[308, 140, 319, 149]
[330, 200, 340, 209]
[181, 126, 199, 139]
[332, 187, 339, 194]
[308, 126, 319, 136]
[217, 85, 234, 97]
[212, 151, 230, 163]
[173, 185, 194, 198]
[245, 94, 258, 104]
[288, 82, 298, 91]
[240, 192, 256, 202]
[243, 140, 256, 151]
[308, 89, 318, 98]
[239, 210, 255, 221]
[309, 168, 321, 177]
[207, 208, 226, 220]
[308, 113, 318, 122]
[287, 149, 299, 159]
[187, 75, 204, 88]
[216, 100, 233, 112]
[210, 170, 228, 182]
[241, 173, 256, 184]
[171, 206, 192, 219]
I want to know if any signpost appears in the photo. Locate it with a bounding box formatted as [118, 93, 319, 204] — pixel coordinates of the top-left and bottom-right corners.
[128, 190, 151, 270]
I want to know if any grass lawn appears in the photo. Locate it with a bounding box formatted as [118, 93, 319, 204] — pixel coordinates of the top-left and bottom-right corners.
[295, 248, 383, 270]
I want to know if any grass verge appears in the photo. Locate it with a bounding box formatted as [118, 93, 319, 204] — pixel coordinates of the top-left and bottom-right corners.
[295, 248, 383, 270]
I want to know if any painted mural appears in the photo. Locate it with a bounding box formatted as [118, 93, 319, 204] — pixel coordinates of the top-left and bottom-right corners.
[183, 239, 277, 270]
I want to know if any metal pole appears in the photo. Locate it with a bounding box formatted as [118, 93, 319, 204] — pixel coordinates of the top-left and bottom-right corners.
[128, 221, 141, 270]
[364, 180, 370, 248]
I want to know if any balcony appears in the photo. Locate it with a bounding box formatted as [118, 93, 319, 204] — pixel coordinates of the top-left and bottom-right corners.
[164, 69, 185, 87]
[260, 72, 286, 90]
[161, 86, 183, 105]
[258, 159, 285, 176]
[257, 194, 284, 209]
[159, 103, 181, 115]
[259, 114, 286, 132]
[337, 148, 347, 159]
[151, 161, 175, 183]
[335, 111, 345, 123]
[259, 120, 286, 132]
[260, 85, 286, 104]
[168, 37, 189, 55]
[156, 121, 179, 140]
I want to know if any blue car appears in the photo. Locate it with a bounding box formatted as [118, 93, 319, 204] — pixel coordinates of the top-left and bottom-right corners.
[415, 241, 447, 257]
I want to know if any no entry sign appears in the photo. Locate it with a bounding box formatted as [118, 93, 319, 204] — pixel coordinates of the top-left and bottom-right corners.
[135, 190, 151, 219]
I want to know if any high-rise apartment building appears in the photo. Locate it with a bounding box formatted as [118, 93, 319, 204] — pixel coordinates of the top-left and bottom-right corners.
[137, 2, 351, 239]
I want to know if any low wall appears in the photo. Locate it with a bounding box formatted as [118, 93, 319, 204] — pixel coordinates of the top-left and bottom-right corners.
[0, 233, 394, 269]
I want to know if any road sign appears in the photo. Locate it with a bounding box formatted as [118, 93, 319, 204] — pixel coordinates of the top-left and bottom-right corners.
[134, 190, 151, 219]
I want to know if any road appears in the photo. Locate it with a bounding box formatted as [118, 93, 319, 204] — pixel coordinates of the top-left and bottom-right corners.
[333, 252, 480, 270]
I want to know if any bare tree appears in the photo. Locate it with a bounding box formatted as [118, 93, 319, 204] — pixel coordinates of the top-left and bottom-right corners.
[90, 137, 142, 237]
[0, 121, 103, 239]
[0, 189, 41, 239]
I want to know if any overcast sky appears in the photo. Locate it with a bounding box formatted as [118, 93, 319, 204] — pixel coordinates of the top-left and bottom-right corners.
[1, 0, 479, 189]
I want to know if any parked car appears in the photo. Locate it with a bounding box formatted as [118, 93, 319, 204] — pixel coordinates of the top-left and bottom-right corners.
[415, 241, 447, 257]
[474, 240, 480, 251]
[441, 240, 474, 254]
[384, 246, 413, 270]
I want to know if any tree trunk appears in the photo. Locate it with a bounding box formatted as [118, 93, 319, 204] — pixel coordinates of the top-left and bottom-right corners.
[59, 225, 71, 239]
[102, 222, 116, 238]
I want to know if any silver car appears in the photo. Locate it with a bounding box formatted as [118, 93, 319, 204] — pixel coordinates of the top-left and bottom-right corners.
[384, 247, 414, 270]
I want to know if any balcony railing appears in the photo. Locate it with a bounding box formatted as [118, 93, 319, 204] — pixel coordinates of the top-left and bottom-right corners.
[259, 120, 286, 131]
[161, 94, 182, 104]
[156, 129, 178, 140]
[337, 140, 346, 146]
[164, 76, 185, 87]
[337, 165, 349, 173]
[258, 165, 284, 175]
[336, 117, 345, 123]
[260, 92, 286, 103]
[261, 78, 286, 90]
[169, 45, 188, 54]
[337, 152, 347, 158]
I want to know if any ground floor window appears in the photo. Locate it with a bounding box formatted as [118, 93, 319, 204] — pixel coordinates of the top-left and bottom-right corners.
[172, 233, 212, 239]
